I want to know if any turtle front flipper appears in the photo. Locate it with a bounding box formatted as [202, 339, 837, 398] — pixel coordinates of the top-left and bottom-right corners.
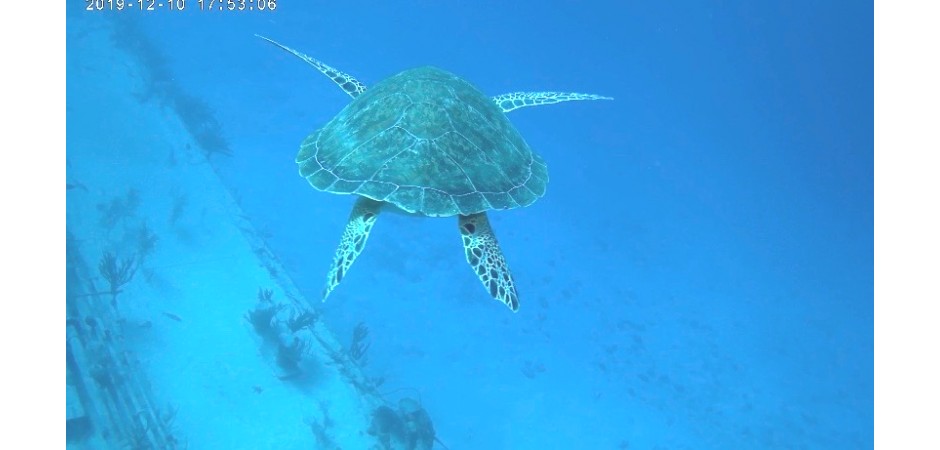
[256, 35, 367, 98]
[458, 213, 520, 312]
[323, 197, 383, 301]
[491, 91, 613, 113]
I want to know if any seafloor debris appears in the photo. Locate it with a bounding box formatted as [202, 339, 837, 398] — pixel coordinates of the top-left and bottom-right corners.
[367, 398, 437, 450]
[68, 236, 185, 448]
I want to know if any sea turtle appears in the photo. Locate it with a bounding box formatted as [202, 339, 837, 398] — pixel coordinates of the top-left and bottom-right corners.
[260, 36, 611, 312]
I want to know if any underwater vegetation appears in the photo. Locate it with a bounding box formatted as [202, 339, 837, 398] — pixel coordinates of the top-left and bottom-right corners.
[94, 186, 165, 292]
[135, 222, 159, 263]
[245, 288, 285, 338]
[98, 251, 137, 307]
[287, 308, 318, 333]
[87, 342, 124, 389]
[244, 286, 391, 438]
[348, 322, 371, 366]
[245, 287, 384, 387]
[276, 330, 314, 374]
[173, 94, 232, 159]
[245, 288, 321, 378]
[168, 189, 188, 228]
[308, 400, 342, 450]
[98, 188, 140, 231]
[111, 17, 232, 160]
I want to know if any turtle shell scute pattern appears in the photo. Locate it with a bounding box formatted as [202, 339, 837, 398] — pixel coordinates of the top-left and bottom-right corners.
[296, 66, 548, 217]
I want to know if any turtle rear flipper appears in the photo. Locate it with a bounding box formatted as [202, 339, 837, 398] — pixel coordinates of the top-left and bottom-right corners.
[458, 213, 520, 312]
[323, 197, 382, 300]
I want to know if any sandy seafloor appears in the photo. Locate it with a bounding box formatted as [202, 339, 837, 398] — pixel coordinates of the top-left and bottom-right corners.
[67, 5, 872, 450]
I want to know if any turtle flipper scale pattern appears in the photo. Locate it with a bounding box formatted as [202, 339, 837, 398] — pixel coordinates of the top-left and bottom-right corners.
[256, 35, 367, 98]
[323, 197, 383, 301]
[459, 213, 519, 312]
[492, 91, 613, 113]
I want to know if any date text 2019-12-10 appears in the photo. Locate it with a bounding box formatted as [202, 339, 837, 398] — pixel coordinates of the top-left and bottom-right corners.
[85, 0, 278, 12]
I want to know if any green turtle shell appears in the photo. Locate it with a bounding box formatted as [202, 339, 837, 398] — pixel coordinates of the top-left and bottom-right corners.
[296, 66, 548, 217]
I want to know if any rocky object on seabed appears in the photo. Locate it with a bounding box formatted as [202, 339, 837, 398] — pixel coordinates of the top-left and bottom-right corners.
[368, 398, 439, 450]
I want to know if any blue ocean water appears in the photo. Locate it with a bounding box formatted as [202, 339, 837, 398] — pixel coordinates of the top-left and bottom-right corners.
[67, 1, 872, 448]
